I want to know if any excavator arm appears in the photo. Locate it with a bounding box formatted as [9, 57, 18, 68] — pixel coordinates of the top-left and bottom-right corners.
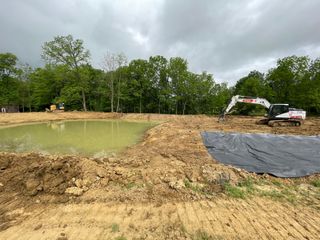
[219, 95, 271, 121]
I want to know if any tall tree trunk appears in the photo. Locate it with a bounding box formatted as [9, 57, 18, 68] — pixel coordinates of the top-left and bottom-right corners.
[175, 100, 178, 115]
[28, 86, 31, 112]
[116, 72, 121, 112]
[81, 89, 87, 111]
[75, 67, 87, 112]
[110, 74, 114, 112]
[139, 95, 142, 114]
[182, 101, 187, 115]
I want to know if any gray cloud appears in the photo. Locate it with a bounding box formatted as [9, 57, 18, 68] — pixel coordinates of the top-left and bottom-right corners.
[1, 0, 320, 84]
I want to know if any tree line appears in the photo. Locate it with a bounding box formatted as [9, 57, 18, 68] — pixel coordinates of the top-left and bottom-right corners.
[0, 35, 319, 115]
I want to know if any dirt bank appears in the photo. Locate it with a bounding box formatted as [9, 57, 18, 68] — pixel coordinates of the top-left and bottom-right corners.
[0, 112, 320, 239]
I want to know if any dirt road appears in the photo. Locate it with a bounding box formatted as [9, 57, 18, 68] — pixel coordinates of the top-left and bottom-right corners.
[0, 112, 320, 239]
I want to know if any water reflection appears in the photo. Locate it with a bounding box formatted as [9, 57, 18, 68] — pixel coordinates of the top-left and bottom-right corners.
[0, 120, 154, 157]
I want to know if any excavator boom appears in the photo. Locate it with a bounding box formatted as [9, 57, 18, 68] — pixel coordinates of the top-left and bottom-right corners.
[220, 95, 271, 120]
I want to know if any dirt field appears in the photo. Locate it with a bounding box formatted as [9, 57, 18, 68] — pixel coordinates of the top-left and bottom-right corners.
[0, 112, 320, 239]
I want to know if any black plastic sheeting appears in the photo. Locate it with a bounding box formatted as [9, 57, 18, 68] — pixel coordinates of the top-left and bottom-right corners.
[201, 132, 320, 178]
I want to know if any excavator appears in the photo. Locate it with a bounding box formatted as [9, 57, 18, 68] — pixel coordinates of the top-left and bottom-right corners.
[219, 95, 306, 126]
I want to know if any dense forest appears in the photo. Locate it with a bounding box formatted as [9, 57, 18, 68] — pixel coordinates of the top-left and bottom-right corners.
[1, 35, 320, 115]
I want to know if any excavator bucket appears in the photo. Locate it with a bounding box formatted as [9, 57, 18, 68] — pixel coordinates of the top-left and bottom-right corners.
[218, 111, 227, 122]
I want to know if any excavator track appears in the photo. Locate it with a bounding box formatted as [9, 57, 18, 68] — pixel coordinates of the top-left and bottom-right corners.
[267, 119, 302, 127]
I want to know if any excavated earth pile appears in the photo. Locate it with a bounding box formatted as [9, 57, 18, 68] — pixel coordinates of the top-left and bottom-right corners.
[0, 112, 320, 239]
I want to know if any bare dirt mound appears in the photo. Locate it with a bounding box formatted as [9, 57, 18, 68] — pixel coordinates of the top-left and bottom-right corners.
[0, 153, 80, 199]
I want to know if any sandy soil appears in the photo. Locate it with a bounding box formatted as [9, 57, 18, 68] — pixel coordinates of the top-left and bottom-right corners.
[0, 112, 320, 239]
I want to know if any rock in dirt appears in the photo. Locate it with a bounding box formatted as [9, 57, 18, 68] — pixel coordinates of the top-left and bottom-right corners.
[0, 159, 10, 170]
[202, 165, 235, 184]
[57, 236, 68, 240]
[34, 224, 42, 231]
[51, 162, 64, 170]
[169, 180, 185, 190]
[56, 232, 68, 240]
[25, 178, 41, 196]
[65, 187, 84, 196]
[25, 178, 40, 190]
[74, 179, 83, 188]
[95, 168, 107, 178]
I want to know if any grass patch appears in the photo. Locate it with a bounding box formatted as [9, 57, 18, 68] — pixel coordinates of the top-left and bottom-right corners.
[125, 182, 136, 189]
[237, 177, 254, 188]
[192, 230, 211, 240]
[111, 223, 120, 233]
[184, 179, 204, 193]
[271, 179, 283, 187]
[192, 230, 223, 240]
[258, 189, 297, 203]
[223, 177, 257, 199]
[237, 177, 255, 193]
[124, 182, 144, 190]
[310, 179, 320, 188]
[224, 183, 246, 199]
[180, 224, 187, 234]
[114, 236, 127, 240]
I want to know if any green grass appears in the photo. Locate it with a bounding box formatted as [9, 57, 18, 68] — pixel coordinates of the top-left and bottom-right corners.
[310, 179, 320, 188]
[124, 182, 144, 190]
[124, 182, 136, 190]
[271, 179, 283, 187]
[114, 236, 127, 240]
[111, 223, 119, 233]
[223, 177, 257, 199]
[258, 189, 297, 203]
[237, 177, 255, 193]
[192, 230, 212, 240]
[224, 183, 246, 199]
[184, 179, 204, 193]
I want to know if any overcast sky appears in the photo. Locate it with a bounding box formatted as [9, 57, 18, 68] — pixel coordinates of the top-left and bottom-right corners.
[1, 0, 320, 84]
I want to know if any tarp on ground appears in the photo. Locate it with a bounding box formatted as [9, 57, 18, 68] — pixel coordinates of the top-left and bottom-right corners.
[201, 132, 320, 177]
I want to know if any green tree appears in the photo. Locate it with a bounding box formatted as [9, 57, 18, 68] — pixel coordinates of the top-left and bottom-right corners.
[149, 55, 170, 113]
[168, 57, 188, 114]
[0, 53, 20, 108]
[42, 35, 90, 111]
[306, 58, 320, 113]
[266, 56, 310, 105]
[128, 59, 151, 113]
[234, 71, 273, 115]
[18, 63, 33, 112]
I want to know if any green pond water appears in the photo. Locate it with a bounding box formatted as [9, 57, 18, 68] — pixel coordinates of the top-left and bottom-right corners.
[0, 120, 155, 157]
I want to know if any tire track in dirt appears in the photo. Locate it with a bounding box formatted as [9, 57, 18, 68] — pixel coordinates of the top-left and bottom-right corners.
[234, 200, 268, 239]
[236, 200, 273, 239]
[247, 199, 290, 239]
[1, 198, 320, 240]
[216, 199, 253, 237]
[252, 199, 319, 239]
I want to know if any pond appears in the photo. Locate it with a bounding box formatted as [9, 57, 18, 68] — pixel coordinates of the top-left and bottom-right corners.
[0, 120, 155, 157]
